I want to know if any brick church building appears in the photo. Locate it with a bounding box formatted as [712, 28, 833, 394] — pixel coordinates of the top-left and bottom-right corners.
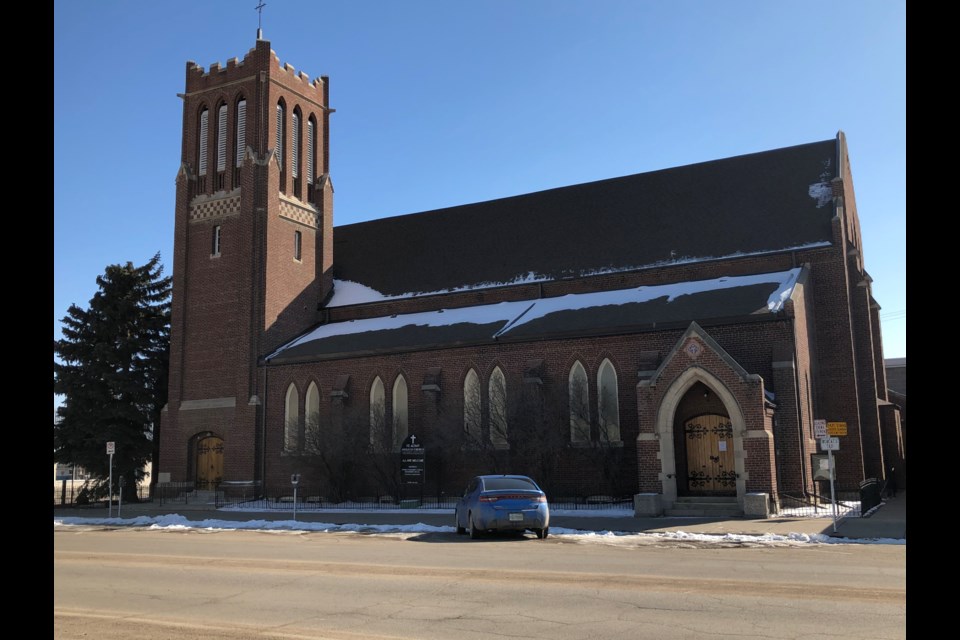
[158, 37, 904, 515]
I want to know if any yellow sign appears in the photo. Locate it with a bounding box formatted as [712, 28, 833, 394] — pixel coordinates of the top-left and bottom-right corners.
[827, 421, 847, 436]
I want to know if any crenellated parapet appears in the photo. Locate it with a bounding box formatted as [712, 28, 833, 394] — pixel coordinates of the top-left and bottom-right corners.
[184, 39, 328, 106]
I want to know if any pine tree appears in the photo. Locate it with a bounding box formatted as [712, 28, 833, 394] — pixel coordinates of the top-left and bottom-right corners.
[54, 253, 171, 502]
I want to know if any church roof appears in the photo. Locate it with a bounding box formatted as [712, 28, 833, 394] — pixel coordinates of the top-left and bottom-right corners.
[331, 138, 837, 302]
[267, 268, 802, 364]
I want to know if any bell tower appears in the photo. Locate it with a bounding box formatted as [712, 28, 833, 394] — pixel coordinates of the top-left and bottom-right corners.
[159, 37, 334, 487]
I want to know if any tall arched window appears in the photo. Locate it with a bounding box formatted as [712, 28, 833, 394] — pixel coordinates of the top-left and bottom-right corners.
[569, 361, 590, 442]
[392, 375, 408, 451]
[305, 381, 320, 451]
[489, 367, 508, 448]
[597, 359, 621, 443]
[276, 101, 286, 193]
[370, 377, 385, 450]
[198, 107, 209, 183]
[235, 98, 247, 168]
[307, 115, 317, 185]
[292, 108, 302, 197]
[216, 102, 228, 189]
[284, 383, 299, 452]
[464, 369, 481, 445]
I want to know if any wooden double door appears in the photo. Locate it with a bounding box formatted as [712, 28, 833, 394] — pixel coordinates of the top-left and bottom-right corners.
[196, 436, 224, 490]
[684, 414, 735, 495]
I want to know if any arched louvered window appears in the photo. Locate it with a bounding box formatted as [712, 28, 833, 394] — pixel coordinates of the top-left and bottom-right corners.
[198, 108, 209, 177]
[276, 102, 285, 195]
[215, 103, 228, 190]
[216, 104, 228, 172]
[292, 110, 301, 179]
[489, 367, 508, 448]
[305, 382, 320, 451]
[370, 377, 385, 450]
[392, 376, 408, 451]
[292, 109, 302, 198]
[464, 369, 481, 446]
[235, 99, 246, 167]
[284, 383, 300, 452]
[307, 116, 316, 185]
[569, 361, 590, 443]
[597, 359, 621, 443]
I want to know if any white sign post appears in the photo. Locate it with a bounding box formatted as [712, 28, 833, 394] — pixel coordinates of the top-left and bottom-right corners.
[820, 437, 840, 532]
[291, 473, 301, 521]
[107, 441, 116, 518]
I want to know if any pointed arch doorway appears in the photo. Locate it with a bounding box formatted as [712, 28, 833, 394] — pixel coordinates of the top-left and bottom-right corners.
[192, 432, 224, 490]
[683, 413, 736, 495]
[670, 381, 737, 497]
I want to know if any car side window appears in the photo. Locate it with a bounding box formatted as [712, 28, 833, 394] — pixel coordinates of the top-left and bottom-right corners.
[464, 479, 478, 497]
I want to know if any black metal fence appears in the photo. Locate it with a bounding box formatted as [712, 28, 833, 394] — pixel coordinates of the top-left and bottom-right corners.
[776, 488, 863, 519]
[52, 482, 150, 507]
[212, 483, 634, 512]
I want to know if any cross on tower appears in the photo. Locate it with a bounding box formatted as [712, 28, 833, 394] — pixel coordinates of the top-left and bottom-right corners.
[255, 2, 267, 39]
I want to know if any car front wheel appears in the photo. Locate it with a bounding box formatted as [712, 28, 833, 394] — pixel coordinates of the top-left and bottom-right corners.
[455, 510, 466, 535]
[468, 513, 481, 539]
[536, 527, 549, 539]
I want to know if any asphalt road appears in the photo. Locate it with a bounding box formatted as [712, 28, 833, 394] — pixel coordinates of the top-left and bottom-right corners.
[54, 526, 906, 640]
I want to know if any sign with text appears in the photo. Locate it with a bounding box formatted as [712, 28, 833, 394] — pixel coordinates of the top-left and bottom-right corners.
[820, 437, 840, 451]
[827, 422, 847, 436]
[106, 441, 115, 455]
[400, 434, 425, 485]
[813, 419, 827, 438]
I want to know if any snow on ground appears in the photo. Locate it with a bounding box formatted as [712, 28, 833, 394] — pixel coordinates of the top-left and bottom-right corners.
[53, 511, 904, 546]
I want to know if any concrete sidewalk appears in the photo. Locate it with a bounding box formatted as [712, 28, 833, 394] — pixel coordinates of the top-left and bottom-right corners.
[54, 492, 906, 541]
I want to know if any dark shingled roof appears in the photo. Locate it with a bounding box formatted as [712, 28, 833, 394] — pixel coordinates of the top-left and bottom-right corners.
[268, 270, 799, 363]
[332, 139, 837, 298]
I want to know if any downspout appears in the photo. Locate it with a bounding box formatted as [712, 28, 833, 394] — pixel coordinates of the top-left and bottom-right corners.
[254, 63, 268, 497]
[260, 363, 269, 497]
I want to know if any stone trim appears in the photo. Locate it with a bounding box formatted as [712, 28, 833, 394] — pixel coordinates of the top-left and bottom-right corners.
[190, 190, 242, 221]
[180, 397, 237, 410]
[279, 194, 319, 229]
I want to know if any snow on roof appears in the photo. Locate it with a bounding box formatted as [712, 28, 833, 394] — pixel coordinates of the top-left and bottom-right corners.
[328, 245, 824, 307]
[269, 268, 802, 361]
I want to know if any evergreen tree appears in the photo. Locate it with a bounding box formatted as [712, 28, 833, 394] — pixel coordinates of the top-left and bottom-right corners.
[54, 253, 171, 502]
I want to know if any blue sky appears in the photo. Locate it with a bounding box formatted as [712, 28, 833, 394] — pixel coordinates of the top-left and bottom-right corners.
[54, 1, 905, 358]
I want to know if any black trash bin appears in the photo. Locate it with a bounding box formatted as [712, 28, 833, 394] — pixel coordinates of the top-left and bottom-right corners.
[859, 478, 882, 514]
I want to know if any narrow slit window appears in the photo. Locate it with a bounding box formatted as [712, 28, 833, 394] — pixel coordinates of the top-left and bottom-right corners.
[211, 225, 221, 256]
[294, 230, 302, 261]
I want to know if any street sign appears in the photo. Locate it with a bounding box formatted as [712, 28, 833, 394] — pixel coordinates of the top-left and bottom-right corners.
[813, 419, 827, 438]
[820, 437, 840, 451]
[827, 421, 847, 436]
[106, 441, 116, 455]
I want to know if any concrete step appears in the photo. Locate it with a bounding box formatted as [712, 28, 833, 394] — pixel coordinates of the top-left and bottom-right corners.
[665, 507, 744, 517]
[666, 497, 742, 517]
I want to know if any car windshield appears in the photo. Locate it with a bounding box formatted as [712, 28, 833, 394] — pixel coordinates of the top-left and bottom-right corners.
[482, 477, 538, 491]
